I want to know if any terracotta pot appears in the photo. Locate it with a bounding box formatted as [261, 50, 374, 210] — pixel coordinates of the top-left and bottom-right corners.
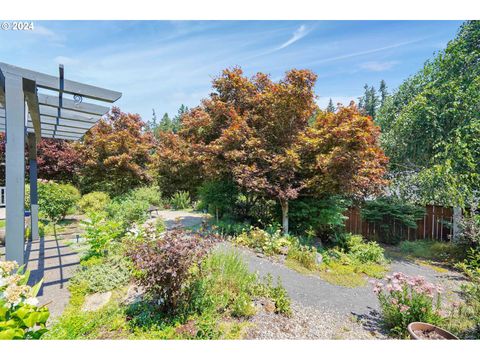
[408, 322, 458, 340]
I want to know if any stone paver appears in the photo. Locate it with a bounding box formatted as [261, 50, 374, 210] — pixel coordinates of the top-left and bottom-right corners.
[24, 235, 80, 318]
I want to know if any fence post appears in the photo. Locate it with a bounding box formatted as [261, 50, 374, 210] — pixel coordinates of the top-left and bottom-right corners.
[452, 206, 462, 242]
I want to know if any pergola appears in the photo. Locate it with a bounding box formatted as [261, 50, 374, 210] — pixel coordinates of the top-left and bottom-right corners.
[0, 62, 121, 265]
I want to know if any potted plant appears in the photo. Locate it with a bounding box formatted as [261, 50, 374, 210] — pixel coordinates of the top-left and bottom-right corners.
[408, 322, 458, 340]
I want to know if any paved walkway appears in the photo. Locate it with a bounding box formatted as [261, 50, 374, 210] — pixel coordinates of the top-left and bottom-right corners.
[24, 234, 80, 318]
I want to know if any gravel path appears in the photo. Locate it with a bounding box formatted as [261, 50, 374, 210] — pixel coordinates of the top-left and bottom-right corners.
[154, 209, 209, 229]
[158, 210, 467, 339]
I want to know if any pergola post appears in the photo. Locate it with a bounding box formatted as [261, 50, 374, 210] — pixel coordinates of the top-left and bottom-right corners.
[4, 73, 26, 265]
[28, 132, 39, 242]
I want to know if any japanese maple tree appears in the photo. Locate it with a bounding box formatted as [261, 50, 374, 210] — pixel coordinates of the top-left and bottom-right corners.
[78, 107, 154, 196]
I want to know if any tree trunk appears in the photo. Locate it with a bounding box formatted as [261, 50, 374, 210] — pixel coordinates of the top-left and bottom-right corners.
[280, 199, 289, 235]
[215, 207, 219, 222]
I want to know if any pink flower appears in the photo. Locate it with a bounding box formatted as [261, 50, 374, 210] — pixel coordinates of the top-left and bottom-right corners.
[391, 280, 402, 292]
[399, 304, 410, 313]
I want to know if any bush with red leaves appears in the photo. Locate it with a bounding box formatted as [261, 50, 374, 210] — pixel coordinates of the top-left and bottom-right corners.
[128, 229, 219, 312]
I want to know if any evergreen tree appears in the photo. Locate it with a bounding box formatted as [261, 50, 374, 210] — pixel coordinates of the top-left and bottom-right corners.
[159, 113, 173, 132]
[171, 104, 188, 133]
[379, 80, 388, 106]
[358, 84, 380, 119]
[326, 98, 336, 113]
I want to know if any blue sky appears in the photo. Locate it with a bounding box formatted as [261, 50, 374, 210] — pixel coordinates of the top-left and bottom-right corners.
[0, 20, 463, 121]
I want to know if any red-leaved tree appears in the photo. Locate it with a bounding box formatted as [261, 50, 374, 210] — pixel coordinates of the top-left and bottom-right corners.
[78, 107, 154, 196]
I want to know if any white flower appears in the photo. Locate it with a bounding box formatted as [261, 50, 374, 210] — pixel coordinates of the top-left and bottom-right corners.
[0, 277, 6, 287]
[24, 297, 39, 307]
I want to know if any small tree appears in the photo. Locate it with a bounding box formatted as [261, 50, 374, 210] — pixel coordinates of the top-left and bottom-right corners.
[326, 98, 336, 113]
[198, 180, 238, 221]
[37, 180, 80, 235]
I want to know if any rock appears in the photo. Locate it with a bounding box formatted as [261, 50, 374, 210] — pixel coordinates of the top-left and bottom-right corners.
[315, 253, 323, 265]
[261, 298, 276, 313]
[123, 284, 143, 305]
[278, 246, 289, 255]
[81, 291, 112, 312]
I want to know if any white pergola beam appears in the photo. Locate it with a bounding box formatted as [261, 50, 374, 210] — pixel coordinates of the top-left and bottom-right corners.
[38, 93, 109, 116]
[23, 79, 42, 142]
[0, 62, 121, 103]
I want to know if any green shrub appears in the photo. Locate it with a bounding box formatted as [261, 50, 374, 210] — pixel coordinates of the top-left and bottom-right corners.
[458, 204, 480, 247]
[38, 180, 80, 223]
[235, 228, 294, 256]
[444, 273, 480, 339]
[373, 272, 443, 338]
[361, 198, 425, 244]
[287, 245, 317, 270]
[106, 197, 149, 229]
[399, 239, 466, 263]
[197, 252, 291, 317]
[82, 212, 123, 257]
[71, 255, 131, 294]
[128, 186, 164, 207]
[212, 219, 251, 237]
[78, 192, 111, 214]
[198, 251, 259, 317]
[289, 196, 350, 241]
[0, 260, 50, 339]
[259, 274, 291, 316]
[198, 180, 238, 221]
[230, 194, 278, 228]
[344, 234, 386, 264]
[170, 191, 191, 210]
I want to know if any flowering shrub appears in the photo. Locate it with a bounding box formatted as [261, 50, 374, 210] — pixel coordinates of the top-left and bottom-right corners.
[372, 272, 443, 338]
[128, 229, 219, 312]
[0, 260, 49, 339]
[81, 211, 123, 257]
[126, 217, 166, 243]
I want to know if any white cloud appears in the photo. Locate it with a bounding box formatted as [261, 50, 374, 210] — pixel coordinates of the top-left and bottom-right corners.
[31, 25, 63, 42]
[277, 24, 311, 50]
[360, 61, 399, 72]
[309, 38, 426, 66]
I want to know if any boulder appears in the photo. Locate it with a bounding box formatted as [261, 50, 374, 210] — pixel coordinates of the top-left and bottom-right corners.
[81, 291, 112, 312]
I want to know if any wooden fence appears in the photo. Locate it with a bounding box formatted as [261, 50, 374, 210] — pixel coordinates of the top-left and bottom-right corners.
[344, 205, 454, 242]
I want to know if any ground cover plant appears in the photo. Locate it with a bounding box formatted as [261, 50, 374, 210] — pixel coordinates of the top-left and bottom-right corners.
[232, 228, 388, 287]
[398, 240, 466, 264]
